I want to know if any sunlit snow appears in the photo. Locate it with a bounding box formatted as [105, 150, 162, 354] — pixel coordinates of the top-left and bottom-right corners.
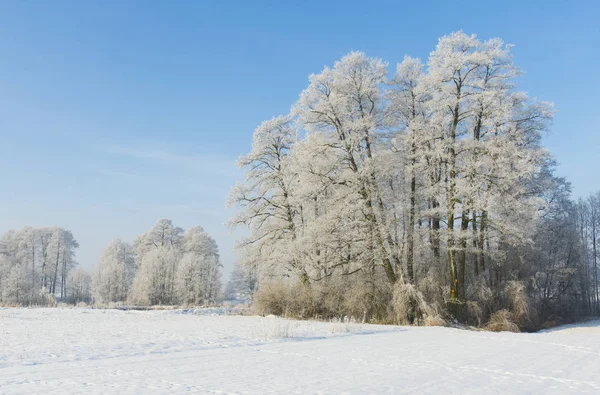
[0, 308, 599, 394]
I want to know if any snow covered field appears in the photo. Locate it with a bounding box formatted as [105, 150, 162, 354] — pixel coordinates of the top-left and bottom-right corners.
[0, 308, 599, 394]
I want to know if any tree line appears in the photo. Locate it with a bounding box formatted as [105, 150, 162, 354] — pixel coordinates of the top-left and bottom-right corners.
[0, 219, 222, 307]
[228, 31, 597, 329]
[93, 219, 222, 306]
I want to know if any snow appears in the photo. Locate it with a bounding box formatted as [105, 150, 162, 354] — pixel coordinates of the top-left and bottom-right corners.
[0, 308, 599, 394]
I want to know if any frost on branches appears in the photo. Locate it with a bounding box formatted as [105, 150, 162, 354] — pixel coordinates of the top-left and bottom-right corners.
[229, 32, 592, 328]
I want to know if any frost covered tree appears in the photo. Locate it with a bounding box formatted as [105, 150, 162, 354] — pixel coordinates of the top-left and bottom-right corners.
[119, 219, 222, 306]
[0, 227, 79, 305]
[227, 116, 312, 286]
[576, 192, 600, 315]
[49, 229, 79, 299]
[92, 239, 136, 304]
[176, 226, 222, 305]
[67, 268, 92, 305]
[293, 52, 401, 284]
[130, 219, 183, 305]
[226, 261, 259, 302]
[133, 219, 184, 257]
[389, 55, 429, 284]
[131, 246, 180, 305]
[421, 32, 552, 303]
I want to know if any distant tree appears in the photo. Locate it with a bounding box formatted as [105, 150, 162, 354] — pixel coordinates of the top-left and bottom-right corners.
[0, 226, 79, 305]
[67, 268, 92, 305]
[92, 239, 136, 304]
[176, 226, 221, 305]
[226, 262, 259, 302]
[124, 219, 222, 306]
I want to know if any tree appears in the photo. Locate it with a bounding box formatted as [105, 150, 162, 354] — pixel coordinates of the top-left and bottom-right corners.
[293, 51, 400, 284]
[0, 226, 79, 305]
[420, 32, 553, 305]
[390, 55, 429, 284]
[176, 226, 222, 305]
[125, 219, 222, 306]
[92, 238, 136, 304]
[67, 268, 92, 305]
[226, 261, 259, 302]
[227, 116, 303, 281]
[578, 193, 600, 314]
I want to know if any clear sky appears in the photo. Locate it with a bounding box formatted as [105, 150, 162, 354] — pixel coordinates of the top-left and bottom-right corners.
[0, 0, 598, 276]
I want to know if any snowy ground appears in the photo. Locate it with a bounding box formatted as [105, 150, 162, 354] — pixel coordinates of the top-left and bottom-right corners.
[0, 308, 599, 394]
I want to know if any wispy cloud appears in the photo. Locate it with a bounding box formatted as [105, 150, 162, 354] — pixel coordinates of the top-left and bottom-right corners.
[108, 145, 239, 177]
[88, 200, 222, 217]
[128, 202, 222, 216]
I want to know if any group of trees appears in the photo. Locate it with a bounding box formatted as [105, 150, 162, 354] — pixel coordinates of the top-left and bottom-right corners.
[0, 219, 222, 307]
[0, 227, 83, 305]
[229, 31, 597, 329]
[92, 219, 222, 306]
[576, 195, 600, 315]
[1, 31, 594, 328]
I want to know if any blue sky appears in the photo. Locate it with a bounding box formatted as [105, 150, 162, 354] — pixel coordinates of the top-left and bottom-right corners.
[0, 0, 598, 276]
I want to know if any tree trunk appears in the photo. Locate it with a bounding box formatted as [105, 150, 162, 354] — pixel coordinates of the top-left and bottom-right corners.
[406, 163, 416, 284]
[31, 240, 35, 302]
[458, 209, 470, 300]
[362, 125, 401, 284]
[61, 255, 66, 299]
[478, 210, 487, 278]
[472, 210, 479, 277]
[431, 199, 441, 259]
[447, 99, 460, 304]
[592, 207, 599, 315]
[41, 247, 47, 291]
[51, 240, 61, 295]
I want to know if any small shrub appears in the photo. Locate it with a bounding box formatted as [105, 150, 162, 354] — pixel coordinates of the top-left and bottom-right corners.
[503, 281, 537, 330]
[417, 271, 446, 308]
[392, 283, 431, 325]
[253, 282, 292, 317]
[39, 288, 57, 307]
[465, 301, 484, 327]
[484, 309, 520, 332]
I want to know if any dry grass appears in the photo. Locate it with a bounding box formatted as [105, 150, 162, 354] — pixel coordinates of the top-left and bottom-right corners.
[484, 309, 520, 332]
[503, 281, 537, 330]
[392, 283, 445, 326]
